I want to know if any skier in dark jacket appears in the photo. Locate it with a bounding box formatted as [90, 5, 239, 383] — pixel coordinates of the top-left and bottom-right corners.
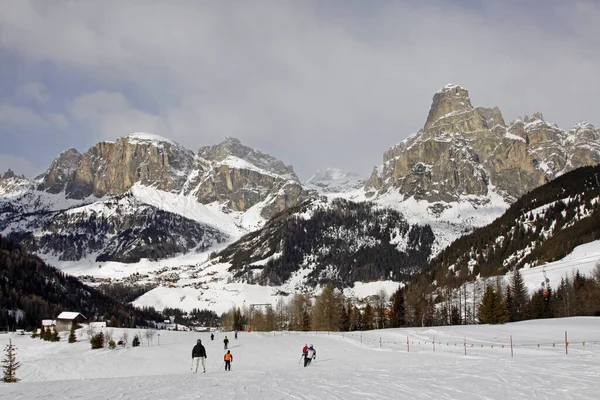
[210, 332, 214, 341]
[192, 339, 207, 373]
[223, 336, 229, 350]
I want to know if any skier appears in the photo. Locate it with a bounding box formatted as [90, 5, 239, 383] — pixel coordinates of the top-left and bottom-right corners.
[210, 332, 214, 341]
[234, 329, 238, 339]
[301, 343, 308, 364]
[191, 339, 207, 373]
[224, 350, 233, 371]
[304, 344, 316, 367]
[223, 335, 229, 350]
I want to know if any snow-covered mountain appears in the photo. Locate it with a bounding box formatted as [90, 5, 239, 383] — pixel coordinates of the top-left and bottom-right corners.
[2, 85, 600, 314]
[0, 134, 312, 265]
[305, 168, 366, 195]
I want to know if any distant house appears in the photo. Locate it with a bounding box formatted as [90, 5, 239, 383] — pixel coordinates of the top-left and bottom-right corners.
[41, 319, 56, 332]
[55, 312, 87, 333]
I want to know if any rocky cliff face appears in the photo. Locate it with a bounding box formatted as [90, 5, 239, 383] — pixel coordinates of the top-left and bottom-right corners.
[187, 137, 310, 217]
[1, 134, 312, 263]
[366, 85, 600, 204]
[33, 134, 310, 216]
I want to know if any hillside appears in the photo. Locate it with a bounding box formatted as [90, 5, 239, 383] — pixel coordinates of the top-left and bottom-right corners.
[213, 198, 434, 288]
[0, 235, 162, 330]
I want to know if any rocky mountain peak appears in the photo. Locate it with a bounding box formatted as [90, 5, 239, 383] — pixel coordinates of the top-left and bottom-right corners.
[199, 137, 298, 181]
[424, 84, 473, 130]
[366, 86, 600, 206]
[305, 168, 365, 194]
[1, 169, 16, 179]
[36, 148, 83, 193]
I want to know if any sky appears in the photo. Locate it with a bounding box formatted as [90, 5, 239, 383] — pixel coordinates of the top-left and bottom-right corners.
[1, 317, 600, 399]
[1, 0, 600, 181]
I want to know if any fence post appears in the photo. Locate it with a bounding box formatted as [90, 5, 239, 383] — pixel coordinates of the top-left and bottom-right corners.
[379, 337, 382, 348]
[565, 331, 568, 355]
[464, 336, 466, 356]
[407, 336, 410, 353]
[433, 336, 436, 352]
[360, 331, 362, 344]
[510, 335, 513, 358]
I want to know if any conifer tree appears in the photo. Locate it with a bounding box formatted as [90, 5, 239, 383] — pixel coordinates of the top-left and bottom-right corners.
[478, 286, 508, 324]
[509, 268, 529, 321]
[388, 288, 406, 328]
[2, 339, 20, 383]
[68, 325, 77, 343]
[39, 325, 45, 340]
[360, 303, 374, 330]
[43, 327, 53, 341]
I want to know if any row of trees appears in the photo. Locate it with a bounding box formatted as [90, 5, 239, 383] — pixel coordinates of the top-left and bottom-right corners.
[479, 267, 600, 324]
[221, 283, 407, 332]
[221, 264, 600, 331]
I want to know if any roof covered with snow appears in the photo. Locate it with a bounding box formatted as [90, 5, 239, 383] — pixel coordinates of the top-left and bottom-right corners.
[57, 312, 86, 320]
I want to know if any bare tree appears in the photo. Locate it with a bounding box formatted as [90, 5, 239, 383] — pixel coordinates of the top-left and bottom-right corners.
[145, 328, 157, 346]
[104, 329, 114, 347]
[85, 324, 96, 340]
[374, 289, 388, 329]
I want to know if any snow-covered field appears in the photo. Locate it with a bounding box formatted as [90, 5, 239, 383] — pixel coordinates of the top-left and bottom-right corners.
[1, 317, 599, 399]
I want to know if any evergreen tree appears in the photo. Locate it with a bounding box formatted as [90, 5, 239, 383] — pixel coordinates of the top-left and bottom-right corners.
[478, 286, 508, 324]
[2, 339, 20, 383]
[389, 288, 406, 328]
[51, 329, 60, 342]
[39, 325, 45, 340]
[360, 303, 374, 330]
[43, 327, 53, 341]
[509, 268, 529, 321]
[68, 325, 77, 343]
[90, 332, 105, 349]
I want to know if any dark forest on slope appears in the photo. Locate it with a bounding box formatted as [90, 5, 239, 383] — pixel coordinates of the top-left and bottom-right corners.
[427, 164, 600, 287]
[400, 165, 600, 325]
[0, 235, 163, 330]
[217, 198, 434, 288]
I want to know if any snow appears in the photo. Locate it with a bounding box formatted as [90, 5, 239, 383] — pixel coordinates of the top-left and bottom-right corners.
[217, 155, 296, 181]
[2, 317, 600, 399]
[504, 131, 526, 142]
[56, 312, 86, 320]
[516, 239, 600, 295]
[126, 132, 178, 147]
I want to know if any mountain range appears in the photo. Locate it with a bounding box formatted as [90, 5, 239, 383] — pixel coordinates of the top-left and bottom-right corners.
[1, 84, 599, 313]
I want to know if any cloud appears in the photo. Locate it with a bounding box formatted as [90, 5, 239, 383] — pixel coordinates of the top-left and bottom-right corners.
[0, 153, 43, 178]
[15, 82, 49, 104]
[0, 0, 599, 179]
[69, 91, 170, 139]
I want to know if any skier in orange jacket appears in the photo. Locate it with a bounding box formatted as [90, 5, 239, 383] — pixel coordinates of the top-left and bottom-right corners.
[224, 350, 233, 371]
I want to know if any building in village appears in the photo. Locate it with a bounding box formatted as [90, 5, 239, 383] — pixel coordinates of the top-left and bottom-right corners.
[55, 312, 87, 332]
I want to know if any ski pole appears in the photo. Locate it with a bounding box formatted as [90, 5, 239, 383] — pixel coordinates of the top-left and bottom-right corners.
[298, 355, 303, 364]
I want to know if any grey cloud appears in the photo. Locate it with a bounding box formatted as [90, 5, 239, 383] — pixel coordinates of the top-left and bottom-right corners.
[0, 0, 599, 180]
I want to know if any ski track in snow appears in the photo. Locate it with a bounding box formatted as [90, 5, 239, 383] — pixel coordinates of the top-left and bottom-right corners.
[1, 317, 599, 399]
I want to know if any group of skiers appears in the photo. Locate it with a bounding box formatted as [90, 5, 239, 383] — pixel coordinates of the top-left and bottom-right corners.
[302, 343, 317, 367]
[192, 333, 317, 373]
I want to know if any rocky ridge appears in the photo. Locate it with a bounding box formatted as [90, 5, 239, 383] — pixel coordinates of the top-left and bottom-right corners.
[366, 85, 600, 208]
